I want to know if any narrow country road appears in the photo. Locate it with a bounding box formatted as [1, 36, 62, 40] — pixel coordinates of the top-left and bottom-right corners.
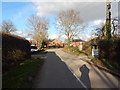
[32, 49, 120, 88]
[54, 49, 120, 88]
[32, 50, 84, 88]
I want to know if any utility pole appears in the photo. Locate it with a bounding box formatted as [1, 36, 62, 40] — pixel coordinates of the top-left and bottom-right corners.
[105, 0, 112, 39]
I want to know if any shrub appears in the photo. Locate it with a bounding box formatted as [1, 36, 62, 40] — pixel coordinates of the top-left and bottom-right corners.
[7, 49, 26, 62]
[82, 38, 101, 54]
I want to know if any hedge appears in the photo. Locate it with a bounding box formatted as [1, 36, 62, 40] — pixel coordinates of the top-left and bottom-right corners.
[1, 32, 31, 72]
[82, 41, 92, 53]
[97, 38, 120, 70]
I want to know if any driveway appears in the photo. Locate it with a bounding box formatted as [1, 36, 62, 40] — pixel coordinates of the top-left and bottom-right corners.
[32, 49, 120, 88]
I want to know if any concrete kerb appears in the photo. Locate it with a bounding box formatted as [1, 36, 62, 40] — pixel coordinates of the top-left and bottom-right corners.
[80, 58, 120, 78]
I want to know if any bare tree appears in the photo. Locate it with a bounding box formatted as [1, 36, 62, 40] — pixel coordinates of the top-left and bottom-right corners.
[1, 20, 16, 33]
[94, 22, 105, 39]
[27, 15, 49, 50]
[95, 26, 105, 39]
[112, 18, 118, 36]
[56, 9, 83, 46]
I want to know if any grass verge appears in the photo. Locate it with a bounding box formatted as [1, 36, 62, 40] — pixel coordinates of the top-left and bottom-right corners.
[62, 46, 92, 56]
[91, 58, 120, 74]
[79, 51, 92, 56]
[63, 46, 119, 74]
[3, 58, 44, 88]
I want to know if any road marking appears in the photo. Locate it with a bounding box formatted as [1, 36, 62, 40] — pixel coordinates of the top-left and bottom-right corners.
[68, 66, 87, 88]
[56, 52, 87, 88]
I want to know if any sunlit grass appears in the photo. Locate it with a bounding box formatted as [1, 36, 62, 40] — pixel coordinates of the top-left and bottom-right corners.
[62, 46, 92, 56]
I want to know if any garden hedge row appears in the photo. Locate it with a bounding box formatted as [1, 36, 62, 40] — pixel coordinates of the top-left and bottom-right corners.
[97, 38, 120, 69]
[1, 32, 31, 72]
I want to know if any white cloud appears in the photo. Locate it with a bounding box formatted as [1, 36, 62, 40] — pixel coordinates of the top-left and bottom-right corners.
[31, 1, 118, 23]
[48, 34, 67, 42]
[48, 34, 57, 39]
[12, 30, 28, 38]
[48, 33, 94, 42]
[32, 2, 107, 23]
[58, 35, 67, 42]
[93, 19, 105, 26]
[78, 34, 92, 41]
[2, 0, 118, 42]
[15, 31, 23, 34]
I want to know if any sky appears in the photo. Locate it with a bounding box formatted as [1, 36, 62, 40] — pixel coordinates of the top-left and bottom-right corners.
[1, 0, 119, 41]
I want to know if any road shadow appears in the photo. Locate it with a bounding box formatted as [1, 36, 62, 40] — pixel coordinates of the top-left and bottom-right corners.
[89, 63, 119, 88]
[32, 51, 84, 88]
[79, 64, 91, 88]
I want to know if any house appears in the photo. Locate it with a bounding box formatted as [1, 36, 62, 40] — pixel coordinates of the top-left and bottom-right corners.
[70, 39, 83, 46]
[47, 39, 63, 48]
[70, 39, 84, 51]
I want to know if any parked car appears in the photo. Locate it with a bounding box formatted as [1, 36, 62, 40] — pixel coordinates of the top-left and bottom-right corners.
[31, 45, 38, 52]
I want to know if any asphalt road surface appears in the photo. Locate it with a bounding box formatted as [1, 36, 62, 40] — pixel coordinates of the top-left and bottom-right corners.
[32, 49, 120, 88]
[32, 50, 84, 88]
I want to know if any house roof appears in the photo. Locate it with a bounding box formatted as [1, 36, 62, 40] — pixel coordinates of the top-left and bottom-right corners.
[71, 39, 83, 42]
[52, 39, 62, 43]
